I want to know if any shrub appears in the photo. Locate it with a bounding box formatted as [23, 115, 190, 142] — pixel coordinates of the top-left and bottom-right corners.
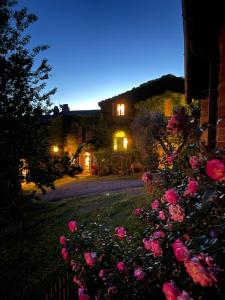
[59, 107, 225, 300]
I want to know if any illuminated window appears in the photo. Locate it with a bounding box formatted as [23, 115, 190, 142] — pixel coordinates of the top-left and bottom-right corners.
[117, 104, 125, 116]
[113, 131, 128, 151]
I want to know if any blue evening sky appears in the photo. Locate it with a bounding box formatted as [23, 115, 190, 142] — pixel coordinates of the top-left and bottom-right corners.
[18, 0, 184, 110]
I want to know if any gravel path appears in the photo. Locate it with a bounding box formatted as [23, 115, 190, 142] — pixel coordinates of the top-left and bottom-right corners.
[40, 178, 144, 202]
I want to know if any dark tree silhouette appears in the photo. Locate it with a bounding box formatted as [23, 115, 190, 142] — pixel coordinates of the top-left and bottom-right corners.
[0, 0, 56, 210]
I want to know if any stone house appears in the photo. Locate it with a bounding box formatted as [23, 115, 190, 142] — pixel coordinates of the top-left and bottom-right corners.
[47, 74, 184, 174]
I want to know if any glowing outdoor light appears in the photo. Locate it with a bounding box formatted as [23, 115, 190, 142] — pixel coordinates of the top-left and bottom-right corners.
[53, 145, 59, 153]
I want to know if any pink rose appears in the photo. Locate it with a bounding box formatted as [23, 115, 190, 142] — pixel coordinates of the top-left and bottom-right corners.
[151, 199, 159, 209]
[152, 230, 165, 239]
[169, 204, 185, 222]
[143, 238, 163, 256]
[206, 159, 225, 181]
[184, 256, 217, 287]
[143, 238, 152, 251]
[165, 189, 179, 204]
[134, 267, 145, 280]
[159, 210, 166, 220]
[150, 239, 163, 257]
[189, 156, 201, 170]
[184, 180, 198, 196]
[162, 282, 180, 300]
[98, 269, 107, 279]
[68, 220, 77, 233]
[173, 239, 190, 262]
[163, 282, 193, 300]
[78, 288, 90, 300]
[84, 252, 96, 267]
[59, 235, 67, 246]
[61, 247, 69, 261]
[117, 261, 126, 272]
[134, 208, 142, 217]
[73, 276, 84, 287]
[115, 227, 126, 240]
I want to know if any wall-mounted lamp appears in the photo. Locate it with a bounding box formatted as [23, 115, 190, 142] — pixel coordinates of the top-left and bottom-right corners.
[53, 145, 59, 153]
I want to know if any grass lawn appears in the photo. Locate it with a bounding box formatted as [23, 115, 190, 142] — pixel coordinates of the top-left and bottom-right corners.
[0, 186, 150, 300]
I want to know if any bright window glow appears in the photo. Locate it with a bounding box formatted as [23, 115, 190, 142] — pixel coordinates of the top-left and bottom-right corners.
[113, 131, 128, 151]
[123, 137, 128, 149]
[117, 104, 125, 116]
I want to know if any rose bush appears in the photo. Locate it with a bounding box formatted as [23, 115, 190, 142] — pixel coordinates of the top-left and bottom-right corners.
[59, 107, 225, 299]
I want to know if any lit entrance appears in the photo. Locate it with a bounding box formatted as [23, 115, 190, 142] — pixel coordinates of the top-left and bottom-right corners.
[83, 152, 91, 173]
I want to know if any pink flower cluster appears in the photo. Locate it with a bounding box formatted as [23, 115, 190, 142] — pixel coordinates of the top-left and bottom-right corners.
[167, 108, 186, 135]
[151, 199, 159, 209]
[134, 267, 145, 280]
[169, 204, 184, 222]
[143, 231, 165, 257]
[117, 261, 126, 272]
[184, 180, 198, 196]
[162, 282, 193, 300]
[189, 156, 201, 170]
[68, 220, 78, 233]
[59, 220, 78, 261]
[184, 256, 217, 287]
[173, 240, 218, 287]
[159, 210, 166, 220]
[84, 252, 97, 267]
[172, 239, 190, 262]
[206, 159, 225, 181]
[165, 189, 179, 204]
[134, 207, 142, 217]
[115, 227, 126, 240]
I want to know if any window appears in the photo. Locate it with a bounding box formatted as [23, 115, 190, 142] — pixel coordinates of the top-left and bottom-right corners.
[113, 131, 128, 151]
[117, 104, 125, 116]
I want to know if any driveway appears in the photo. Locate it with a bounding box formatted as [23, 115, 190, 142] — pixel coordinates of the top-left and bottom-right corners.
[40, 177, 144, 202]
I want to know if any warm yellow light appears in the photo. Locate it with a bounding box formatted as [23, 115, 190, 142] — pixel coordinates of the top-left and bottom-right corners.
[164, 99, 173, 117]
[114, 130, 126, 138]
[113, 131, 128, 151]
[114, 140, 118, 151]
[123, 137, 128, 149]
[53, 145, 59, 153]
[117, 104, 125, 116]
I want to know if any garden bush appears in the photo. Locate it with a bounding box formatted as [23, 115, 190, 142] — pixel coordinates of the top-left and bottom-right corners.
[59, 107, 225, 300]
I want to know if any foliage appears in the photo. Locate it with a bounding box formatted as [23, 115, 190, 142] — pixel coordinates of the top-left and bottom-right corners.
[0, 0, 57, 208]
[135, 91, 185, 114]
[0, 185, 146, 300]
[131, 92, 187, 170]
[60, 107, 225, 300]
[131, 111, 166, 170]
